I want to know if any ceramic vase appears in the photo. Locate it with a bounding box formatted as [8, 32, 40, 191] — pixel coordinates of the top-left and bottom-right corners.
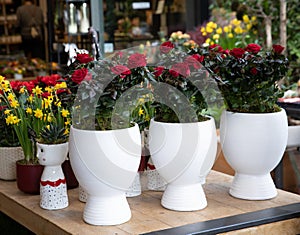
[149, 117, 217, 211]
[69, 124, 141, 225]
[220, 109, 288, 200]
[37, 142, 69, 210]
[0, 146, 24, 180]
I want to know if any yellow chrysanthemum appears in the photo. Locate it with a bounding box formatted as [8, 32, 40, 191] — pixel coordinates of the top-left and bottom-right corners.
[34, 108, 43, 119]
[216, 27, 222, 34]
[61, 109, 70, 118]
[212, 34, 220, 40]
[26, 107, 32, 114]
[234, 26, 243, 34]
[32, 86, 43, 95]
[243, 15, 250, 23]
[228, 33, 234, 38]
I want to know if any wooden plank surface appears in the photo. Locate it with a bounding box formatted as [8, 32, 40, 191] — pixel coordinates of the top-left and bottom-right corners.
[0, 170, 300, 235]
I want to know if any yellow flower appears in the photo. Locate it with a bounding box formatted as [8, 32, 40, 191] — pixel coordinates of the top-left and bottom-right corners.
[27, 95, 33, 103]
[243, 15, 250, 23]
[0, 75, 5, 83]
[55, 82, 67, 90]
[251, 16, 257, 22]
[32, 86, 43, 95]
[65, 118, 71, 126]
[34, 108, 43, 119]
[47, 114, 53, 122]
[234, 26, 243, 34]
[200, 27, 205, 33]
[10, 99, 19, 108]
[45, 87, 53, 93]
[228, 33, 234, 38]
[7, 93, 14, 101]
[43, 98, 51, 109]
[212, 34, 220, 40]
[64, 128, 69, 135]
[231, 18, 241, 26]
[202, 32, 207, 36]
[216, 27, 222, 34]
[4, 109, 10, 115]
[61, 109, 70, 118]
[19, 87, 25, 94]
[55, 101, 61, 107]
[246, 23, 252, 31]
[206, 26, 213, 33]
[223, 26, 229, 33]
[6, 114, 19, 125]
[138, 108, 144, 116]
[205, 38, 211, 44]
[46, 125, 50, 130]
[26, 107, 32, 114]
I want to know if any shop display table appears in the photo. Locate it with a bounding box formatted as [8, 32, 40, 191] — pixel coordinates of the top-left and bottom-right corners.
[0, 170, 300, 235]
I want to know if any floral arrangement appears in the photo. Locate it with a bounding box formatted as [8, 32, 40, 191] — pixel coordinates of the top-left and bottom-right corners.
[65, 42, 210, 131]
[195, 43, 289, 113]
[0, 75, 71, 163]
[200, 14, 258, 49]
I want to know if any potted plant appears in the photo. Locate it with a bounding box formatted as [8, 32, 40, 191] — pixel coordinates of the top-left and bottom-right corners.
[67, 52, 143, 225]
[0, 75, 71, 194]
[0, 102, 23, 180]
[198, 43, 289, 200]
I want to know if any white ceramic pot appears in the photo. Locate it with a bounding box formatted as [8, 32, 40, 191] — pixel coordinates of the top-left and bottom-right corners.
[69, 124, 141, 225]
[220, 109, 288, 200]
[37, 142, 69, 210]
[149, 117, 217, 211]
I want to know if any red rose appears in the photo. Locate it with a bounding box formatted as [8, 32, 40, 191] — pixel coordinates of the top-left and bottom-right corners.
[127, 53, 147, 69]
[71, 68, 89, 84]
[272, 44, 285, 54]
[230, 48, 245, 58]
[250, 67, 258, 75]
[76, 53, 94, 64]
[209, 44, 223, 52]
[184, 55, 203, 69]
[111, 65, 131, 76]
[245, 44, 261, 54]
[153, 66, 165, 77]
[160, 41, 174, 54]
[170, 62, 190, 77]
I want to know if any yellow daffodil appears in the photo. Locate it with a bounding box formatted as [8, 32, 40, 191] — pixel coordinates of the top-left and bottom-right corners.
[55, 101, 61, 107]
[0, 75, 5, 83]
[138, 108, 144, 116]
[47, 114, 53, 122]
[5, 114, 19, 125]
[64, 128, 69, 135]
[19, 87, 25, 94]
[4, 109, 10, 115]
[45, 87, 53, 93]
[43, 98, 51, 109]
[34, 108, 43, 119]
[32, 86, 43, 95]
[10, 99, 19, 108]
[61, 109, 70, 118]
[26, 107, 32, 114]
[243, 15, 250, 24]
[7, 93, 14, 101]
[27, 95, 33, 103]
[65, 119, 71, 126]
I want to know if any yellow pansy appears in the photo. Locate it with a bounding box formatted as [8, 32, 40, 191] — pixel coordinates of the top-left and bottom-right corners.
[61, 109, 70, 118]
[34, 108, 43, 119]
[32, 86, 43, 95]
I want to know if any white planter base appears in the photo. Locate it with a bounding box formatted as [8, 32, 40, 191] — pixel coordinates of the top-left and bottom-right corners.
[161, 183, 207, 211]
[229, 173, 277, 200]
[83, 194, 131, 225]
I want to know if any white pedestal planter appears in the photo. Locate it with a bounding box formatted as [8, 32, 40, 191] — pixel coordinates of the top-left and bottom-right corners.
[149, 117, 217, 211]
[69, 124, 141, 225]
[220, 109, 288, 200]
[37, 142, 69, 210]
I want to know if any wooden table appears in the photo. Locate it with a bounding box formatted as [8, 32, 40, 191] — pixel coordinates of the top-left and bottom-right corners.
[0, 170, 300, 235]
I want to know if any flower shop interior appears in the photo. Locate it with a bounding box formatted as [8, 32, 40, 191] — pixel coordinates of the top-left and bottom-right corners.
[0, 0, 300, 234]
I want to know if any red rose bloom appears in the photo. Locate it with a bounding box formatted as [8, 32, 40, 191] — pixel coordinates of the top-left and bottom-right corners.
[250, 67, 258, 75]
[170, 62, 190, 77]
[272, 44, 285, 54]
[111, 65, 131, 76]
[245, 44, 261, 54]
[160, 41, 174, 54]
[184, 55, 203, 69]
[230, 48, 245, 58]
[153, 66, 165, 77]
[76, 53, 94, 64]
[71, 68, 89, 84]
[127, 53, 147, 69]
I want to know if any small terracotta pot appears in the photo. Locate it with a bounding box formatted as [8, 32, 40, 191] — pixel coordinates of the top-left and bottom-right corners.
[16, 160, 44, 195]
